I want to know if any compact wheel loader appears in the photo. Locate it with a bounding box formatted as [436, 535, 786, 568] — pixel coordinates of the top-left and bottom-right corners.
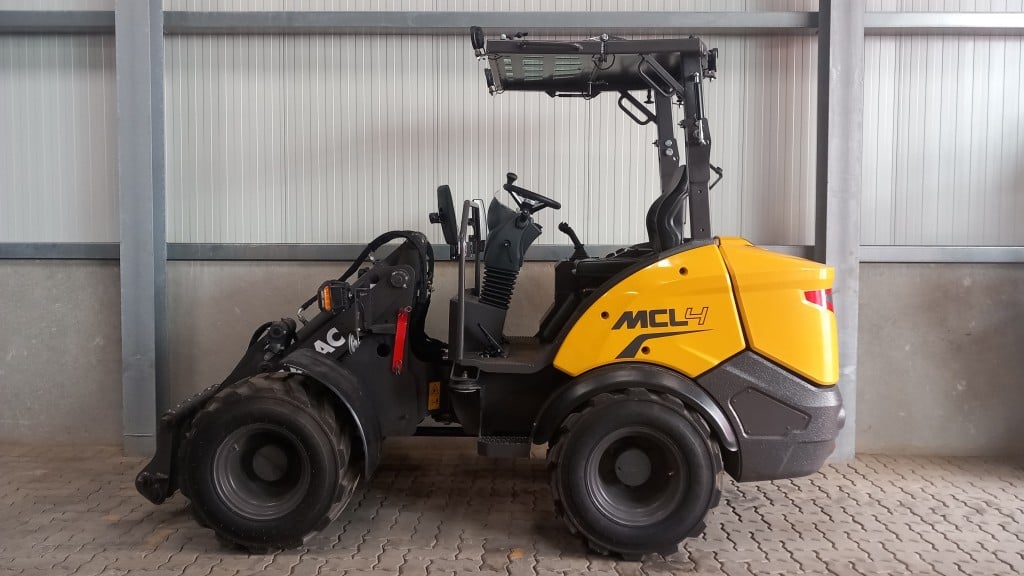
[136, 29, 844, 559]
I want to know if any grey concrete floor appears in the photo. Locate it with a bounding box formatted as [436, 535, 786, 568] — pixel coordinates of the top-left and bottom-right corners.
[1, 438, 1023, 576]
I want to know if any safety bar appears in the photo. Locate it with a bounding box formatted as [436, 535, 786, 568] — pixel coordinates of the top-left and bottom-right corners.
[454, 199, 473, 364]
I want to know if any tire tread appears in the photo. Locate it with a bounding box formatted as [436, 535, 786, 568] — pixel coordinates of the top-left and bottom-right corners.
[546, 387, 723, 559]
[181, 372, 360, 552]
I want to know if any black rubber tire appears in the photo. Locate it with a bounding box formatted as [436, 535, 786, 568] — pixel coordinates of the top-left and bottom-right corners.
[180, 372, 359, 552]
[547, 388, 722, 558]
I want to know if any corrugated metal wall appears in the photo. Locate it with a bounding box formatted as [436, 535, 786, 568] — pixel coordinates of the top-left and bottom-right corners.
[2, 1, 1022, 247]
[861, 0, 1024, 247]
[164, 34, 818, 246]
[160, 0, 821, 246]
[0, 1, 113, 8]
[0, 34, 118, 242]
[862, 34, 1024, 246]
[866, 0, 1023, 11]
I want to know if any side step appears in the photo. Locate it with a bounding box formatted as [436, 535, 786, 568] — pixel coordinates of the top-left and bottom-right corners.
[478, 435, 531, 458]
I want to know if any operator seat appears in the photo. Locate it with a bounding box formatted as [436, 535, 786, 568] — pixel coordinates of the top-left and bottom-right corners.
[537, 166, 690, 343]
[646, 165, 688, 252]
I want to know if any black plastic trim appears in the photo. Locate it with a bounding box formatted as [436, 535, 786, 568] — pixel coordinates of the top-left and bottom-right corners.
[697, 351, 843, 482]
[532, 362, 739, 452]
[282, 348, 384, 477]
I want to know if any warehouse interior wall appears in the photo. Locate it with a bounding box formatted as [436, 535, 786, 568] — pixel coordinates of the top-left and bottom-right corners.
[862, 34, 1024, 246]
[1, 2, 1023, 457]
[161, 33, 819, 247]
[857, 263, 1024, 457]
[0, 261, 122, 444]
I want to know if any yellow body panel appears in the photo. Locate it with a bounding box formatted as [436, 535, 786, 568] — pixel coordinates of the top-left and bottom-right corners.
[553, 244, 746, 378]
[718, 237, 839, 385]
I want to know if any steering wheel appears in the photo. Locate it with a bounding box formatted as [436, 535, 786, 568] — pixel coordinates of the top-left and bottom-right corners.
[502, 172, 561, 213]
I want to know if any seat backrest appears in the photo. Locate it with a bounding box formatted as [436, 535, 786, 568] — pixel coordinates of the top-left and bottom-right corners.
[432, 185, 459, 248]
[646, 166, 688, 252]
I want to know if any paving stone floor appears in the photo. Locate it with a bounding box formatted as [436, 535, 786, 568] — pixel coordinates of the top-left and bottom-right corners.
[1, 438, 1023, 575]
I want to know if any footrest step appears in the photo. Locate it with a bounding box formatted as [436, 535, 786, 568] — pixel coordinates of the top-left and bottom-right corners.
[477, 435, 531, 458]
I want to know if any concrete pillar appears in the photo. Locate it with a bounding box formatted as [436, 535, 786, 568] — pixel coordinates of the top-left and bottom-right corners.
[815, 0, 864, 461]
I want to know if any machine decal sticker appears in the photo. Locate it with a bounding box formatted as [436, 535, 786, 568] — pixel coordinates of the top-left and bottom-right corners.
[615, 329, 712, 359]
[313, 328, 346, 354]
[612, 306, 709, 330]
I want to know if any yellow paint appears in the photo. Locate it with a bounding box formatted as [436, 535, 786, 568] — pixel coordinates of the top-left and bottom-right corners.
[554, 244, 745, 378]
[718, 237, 839, 385]
[428, 381, 441, 410]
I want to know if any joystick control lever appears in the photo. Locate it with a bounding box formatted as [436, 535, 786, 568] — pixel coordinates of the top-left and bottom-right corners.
[558, 222, 589, 260]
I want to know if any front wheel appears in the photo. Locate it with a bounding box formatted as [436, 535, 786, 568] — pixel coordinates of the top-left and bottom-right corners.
[547, 388, 722, 558]
[180, 373, 359, 552]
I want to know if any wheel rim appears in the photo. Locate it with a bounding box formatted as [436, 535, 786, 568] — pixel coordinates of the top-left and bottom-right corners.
[212, 424, 311, 521]
[584, 426, 688, 527]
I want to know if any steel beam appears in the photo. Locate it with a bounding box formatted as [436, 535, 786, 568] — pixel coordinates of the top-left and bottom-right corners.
[0, 243, 814, 262]
[162, 11, 817, 35]
[815, 0, 864, 462]
[163, 243, 812, 261]
[860, 246, 1024, 263]
[166, 243, 374, 262]
[0, 10, 114, 34]
[7, 243, 1021, 263]
[4, 9, 1023, 36]
[865, 12, 1024, 35]
[0, 243, 119, 259]
[116, 0, 166, 457]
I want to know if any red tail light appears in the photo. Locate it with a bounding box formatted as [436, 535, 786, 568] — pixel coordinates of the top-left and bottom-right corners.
[804, 289, 834, 313]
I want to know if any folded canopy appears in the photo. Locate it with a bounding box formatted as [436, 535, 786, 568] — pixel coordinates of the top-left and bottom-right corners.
[482, 36, 708, 95]
[474, 30, 717, 246]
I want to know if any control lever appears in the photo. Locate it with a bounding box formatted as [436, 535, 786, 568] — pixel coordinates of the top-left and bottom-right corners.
[504, 172, 525, 210]
[477, 323, 504, 357]
[558, 222, 589, 260]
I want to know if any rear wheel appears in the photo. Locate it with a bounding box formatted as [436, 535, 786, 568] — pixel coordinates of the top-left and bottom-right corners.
[547, 388, 722, 558]
[180, 373, 359, 552]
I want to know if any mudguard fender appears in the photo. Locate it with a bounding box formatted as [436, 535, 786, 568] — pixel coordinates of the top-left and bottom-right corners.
[532, 363, 739, 451]
[282, 348, 383, 477]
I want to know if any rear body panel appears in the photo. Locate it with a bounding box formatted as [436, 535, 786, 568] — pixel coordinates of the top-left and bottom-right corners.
[553, 244, 746, 378]
[718, 237, 839, 386]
